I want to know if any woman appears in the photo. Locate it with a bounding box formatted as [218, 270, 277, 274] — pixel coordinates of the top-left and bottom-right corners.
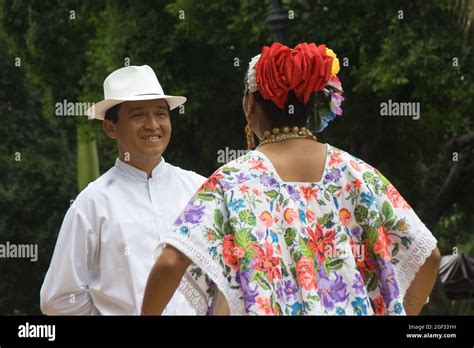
[142, 42, 441, 315]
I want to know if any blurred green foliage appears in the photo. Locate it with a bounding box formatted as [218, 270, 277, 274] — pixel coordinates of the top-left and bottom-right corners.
[0, 0, 472, 314]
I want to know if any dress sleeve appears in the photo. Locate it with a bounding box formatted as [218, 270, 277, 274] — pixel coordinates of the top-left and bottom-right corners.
[357, 164, 438, 299]
[156, 171, 243, 315]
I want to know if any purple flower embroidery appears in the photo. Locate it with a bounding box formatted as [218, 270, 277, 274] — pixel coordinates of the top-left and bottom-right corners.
[240, 268, 258, 311]
[260, 173, 278, 187]
[350, 226, 363, 238]
[287, 185, 301, 202]
[377, 258, 400, 305]
[324, 168, 341, 182]
[352, 272, 366, 295]
[317, 273, 334, 310]
[276, 280, 298, 302]
[183, 201, 205, 224]
[331, 273, 350, 303]
[235, 172, 250, 184]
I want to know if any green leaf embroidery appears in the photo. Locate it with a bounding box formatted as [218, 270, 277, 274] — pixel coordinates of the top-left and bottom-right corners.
[392, 243, 399, 257]
[239, 210, 256, 227]
[381, 201, 394, 220]
[363, 172, 377, 187]
[384, 217, 396, 230]
[327, 258, 344, 271]
[214, 209, 224, 228]
[366, 226, 379, 245]
[264, 190, 278, 200]
[284, 227, 297, 246]
[252, 271, 271, 290]
[354, 205, 368, 223]
[317, 212, 335, 229]
[327, 185, 341, 194]
[197, 191, 215, 201]
[222, 167, 240, 175]
[366, 271, 379, 291]
[299, 237, 314, 258]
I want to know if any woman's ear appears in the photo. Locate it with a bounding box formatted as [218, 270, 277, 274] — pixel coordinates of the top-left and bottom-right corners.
[103, 119, 117, 140]
[245, 92, 257, 121]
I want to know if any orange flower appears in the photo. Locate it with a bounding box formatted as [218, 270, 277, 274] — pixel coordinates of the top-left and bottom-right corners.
[344, 183, 351, 192]
[252, 241, 282, 282]
[256, 296, 273, 315]
[259, 211, 273, 228]
[207, 230, 217, 241]
[329, 151, 343, 167]
[296, 256, 317, 290]
[300, 185, 318, 202]
[248, 159, 268, 172]
[387, 184, 411, 209]
[222, 235, 244, 271]
[352, 178, 362, 188]
[283, 208, 297, 224]
[239, 184, 250, 194]
[200, 171, 224, 192]
[373, 228, 390, 260]
[373, 295, 386, 315]
[350, 160, 361, 171]
[339, 208, 351, 226]
[306, 209, 316, 222]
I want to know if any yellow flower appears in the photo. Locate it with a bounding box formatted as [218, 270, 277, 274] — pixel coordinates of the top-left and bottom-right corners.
[326, 48, 340, 76]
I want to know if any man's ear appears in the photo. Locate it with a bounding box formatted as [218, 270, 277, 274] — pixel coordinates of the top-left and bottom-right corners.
[103, 119, 117, 139]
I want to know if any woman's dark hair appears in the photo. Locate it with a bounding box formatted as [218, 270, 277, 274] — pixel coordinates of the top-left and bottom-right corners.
[244, 78, 313, 128]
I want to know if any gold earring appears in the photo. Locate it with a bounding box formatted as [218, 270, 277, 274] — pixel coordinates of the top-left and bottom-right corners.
[245, 121, 255, 150]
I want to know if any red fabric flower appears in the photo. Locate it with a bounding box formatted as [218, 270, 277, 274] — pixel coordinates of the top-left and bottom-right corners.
[255, 42, 334, 108]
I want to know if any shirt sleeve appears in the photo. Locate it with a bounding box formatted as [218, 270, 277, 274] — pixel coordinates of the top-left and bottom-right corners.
[157, 170, 241, 315]
[40, 205, 99, 315]
[355, 164, 438, 300]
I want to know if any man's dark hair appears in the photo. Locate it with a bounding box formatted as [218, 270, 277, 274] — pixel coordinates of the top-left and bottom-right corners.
[104, 103, 122, 123]
[104, 101, 171, 123]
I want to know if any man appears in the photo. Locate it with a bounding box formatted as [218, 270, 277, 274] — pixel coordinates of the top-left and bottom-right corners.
[40, 65, 205, 315]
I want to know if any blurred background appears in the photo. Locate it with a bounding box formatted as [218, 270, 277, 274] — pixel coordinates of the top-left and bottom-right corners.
[0, 0, 473, 314]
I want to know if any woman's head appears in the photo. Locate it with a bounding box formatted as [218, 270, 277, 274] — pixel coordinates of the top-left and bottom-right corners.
[242, 42, 343, 140]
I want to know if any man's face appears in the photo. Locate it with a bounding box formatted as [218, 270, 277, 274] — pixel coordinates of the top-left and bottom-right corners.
[104, 99, 172, 162]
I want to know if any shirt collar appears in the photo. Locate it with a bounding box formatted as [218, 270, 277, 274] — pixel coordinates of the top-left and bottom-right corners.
[115, 157, 167, 181]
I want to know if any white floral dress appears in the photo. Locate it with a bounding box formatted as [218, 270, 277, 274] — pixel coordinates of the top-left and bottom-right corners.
[157, 144, 437, 315]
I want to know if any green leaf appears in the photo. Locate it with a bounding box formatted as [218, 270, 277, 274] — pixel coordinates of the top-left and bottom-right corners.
[363, 172, 377, 187]
[264, 190, 278, 200]
[381, 201, 394, 220]
[392, 243, 399, 257]
[317, 212, 335, 228]
[366, 271, 379, 291]
[284, 227, 297, 246]
[327, 258, 344, 271]
[235, 228, 250, 247]
[214, 209, 223, 228]
[366, 226, 379, 245]
[222, 167, 240, 175]
[239, 210, 256, 227]
[299, 237, 314, 258]
[197, 191, 215, 201]
[327, 185, 341, 194]
[384, 217, 396, 229]
[252, 272, 271, 290]
[354, 205, 368, 223]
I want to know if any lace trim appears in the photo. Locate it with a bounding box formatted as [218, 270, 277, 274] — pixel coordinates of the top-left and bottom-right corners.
[155, 235, 246, 315]
[394, 224, 438, 299]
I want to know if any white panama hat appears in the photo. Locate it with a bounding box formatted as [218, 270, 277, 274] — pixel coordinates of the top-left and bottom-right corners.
[86, 65, 186, 120]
